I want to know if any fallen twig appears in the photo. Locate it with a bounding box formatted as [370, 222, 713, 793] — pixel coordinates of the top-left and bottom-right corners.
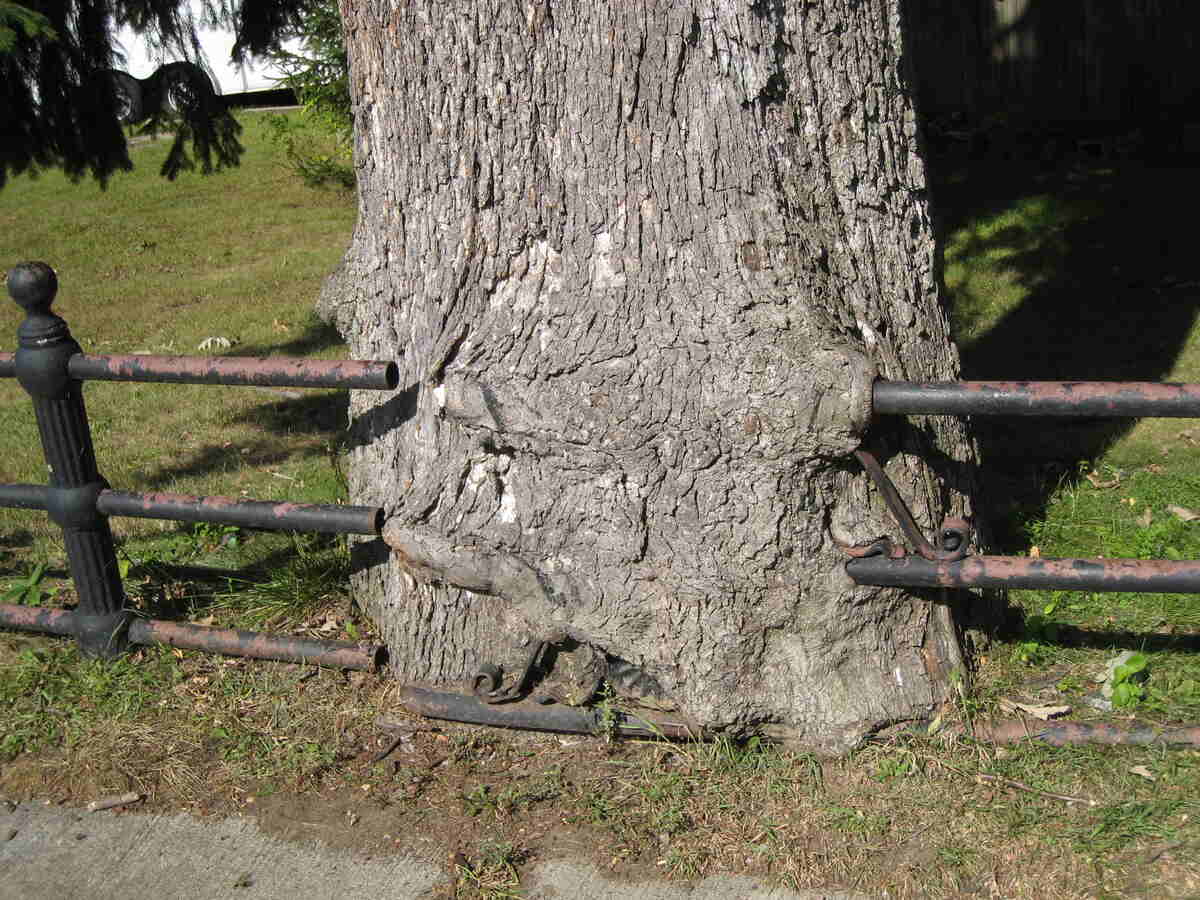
[974, 773, 1095, 807]
[369, 733, 408, 765]
[922, 755, 1097, 807]
[86, 792, 143, 812]
[1141, 840, 1187, 864]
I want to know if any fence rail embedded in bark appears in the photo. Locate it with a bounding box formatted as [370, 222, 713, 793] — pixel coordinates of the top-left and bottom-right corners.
[843, 379, 1200, 593]
[3, 260, 1200, 743]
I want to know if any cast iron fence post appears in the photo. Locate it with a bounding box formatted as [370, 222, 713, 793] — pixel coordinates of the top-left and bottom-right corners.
[8, 262, 129, 657]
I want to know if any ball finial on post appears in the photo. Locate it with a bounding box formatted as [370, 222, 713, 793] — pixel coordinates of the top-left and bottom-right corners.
[7, 262, 58, 315]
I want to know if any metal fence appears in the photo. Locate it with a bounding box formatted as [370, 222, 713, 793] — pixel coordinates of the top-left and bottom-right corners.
[0, 261, 390, 670]
[847, 380, 1200, 593]
[2, 260, 1200, 712]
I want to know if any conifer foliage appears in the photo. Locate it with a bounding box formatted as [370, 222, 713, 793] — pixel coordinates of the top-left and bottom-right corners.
[0, 0, 302, 188]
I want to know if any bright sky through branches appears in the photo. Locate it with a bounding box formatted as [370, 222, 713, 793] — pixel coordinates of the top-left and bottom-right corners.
[112, 1, 299, 95]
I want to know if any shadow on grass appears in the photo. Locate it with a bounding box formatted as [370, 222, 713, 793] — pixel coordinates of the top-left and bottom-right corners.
[1050, 623, 1200, 655]
[138, 441, 310, 491]
[232, 315, 345, 359]
[929, 157, 1200, 549]
[124, 533, 347, 622]
[134, 391, 347, 489]
[230, 391, 348, 436]
[218, 364, 418, 452]
[0, 529, 35, 576]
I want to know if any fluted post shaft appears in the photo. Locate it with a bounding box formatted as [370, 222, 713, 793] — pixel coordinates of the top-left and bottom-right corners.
[8, 262, 128, 657]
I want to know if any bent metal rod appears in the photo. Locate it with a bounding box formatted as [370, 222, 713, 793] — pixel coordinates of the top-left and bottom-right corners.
[853, 377, 1200, 593]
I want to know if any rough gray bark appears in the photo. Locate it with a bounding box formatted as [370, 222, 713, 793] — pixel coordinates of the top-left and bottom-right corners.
[323, 0, 984, 752]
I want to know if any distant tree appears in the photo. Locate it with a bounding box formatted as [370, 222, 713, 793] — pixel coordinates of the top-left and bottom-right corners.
[264, 0, 354, 189]
[266, 0, 347, 126]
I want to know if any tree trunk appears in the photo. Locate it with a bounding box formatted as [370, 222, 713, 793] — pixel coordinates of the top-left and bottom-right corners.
[324, 0, 985, 753]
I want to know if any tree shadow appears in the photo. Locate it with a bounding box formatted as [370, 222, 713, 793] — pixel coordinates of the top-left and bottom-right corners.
[229, 391, 348, 436]
[0, 528, 37, 578]
[905, 0, 1199, 144]
[1051, 624, 1200, 655]
[134, 380, 415, 489]
[232, 315, 345, 359]
[122, 533, 346, 621]
[929, 160, 1200, 550]
[137, 441, 303, 491]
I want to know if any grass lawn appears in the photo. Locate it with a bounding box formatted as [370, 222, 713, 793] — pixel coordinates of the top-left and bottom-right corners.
[0, 112, 359, 624]
[1, 126, 1199, 898]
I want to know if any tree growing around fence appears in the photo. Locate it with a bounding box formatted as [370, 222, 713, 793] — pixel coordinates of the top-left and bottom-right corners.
[317, 0, 995, 752]
[4, 0, 996, 752]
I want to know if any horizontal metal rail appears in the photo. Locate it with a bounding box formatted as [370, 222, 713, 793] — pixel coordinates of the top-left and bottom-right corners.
[0, 483, 381, 535]
[874, 380, 1200, 417]
[846, 554, 1200, 593]
[0, 351, 398, 390]
[399, 686, 706, 740]
[97, 490, 382, 535]
[0, 482, 49, 510]
[0, 604, 383, 670]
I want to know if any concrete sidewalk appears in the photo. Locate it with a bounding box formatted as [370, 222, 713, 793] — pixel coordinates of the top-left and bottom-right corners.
[1, 801, 865, 899]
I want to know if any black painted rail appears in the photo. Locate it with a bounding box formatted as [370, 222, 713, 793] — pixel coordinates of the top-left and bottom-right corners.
[0, 261, 393, 663]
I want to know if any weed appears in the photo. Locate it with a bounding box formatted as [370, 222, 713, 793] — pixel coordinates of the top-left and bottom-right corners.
[452, 841, 526, 900]
[1110, 652, 1150, 709]
[1069, 797, 1188, 855]
[1011, 597, 1064, 666]
[189, 522, 241, 553]
[592, 683, 619, 742]
[264, 114, 355, 191]
[873, 751, 920, 782]
[824, 805, 888, 838]
[1, 562, 57, 606]
[936, 845, 978, 868]
[461, 784, 494, 817]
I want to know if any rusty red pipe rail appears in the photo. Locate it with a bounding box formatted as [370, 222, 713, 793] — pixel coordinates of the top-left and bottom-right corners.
[127, 619, 383, 670]
[0, 604, 383, 670]
[399, 686, 706, 740]
[846, 554, 1200, 593]
[97, 490, 382, 535]
[874, 380, 1200, 418]
[0, 350, 397, 390]
[68, 353, 399, 390]
[0, 604, 77, 636]
[0, 483, 381, 535]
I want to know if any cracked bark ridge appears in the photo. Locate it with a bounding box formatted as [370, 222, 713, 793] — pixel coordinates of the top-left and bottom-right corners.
[329, 0, 984, 752]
